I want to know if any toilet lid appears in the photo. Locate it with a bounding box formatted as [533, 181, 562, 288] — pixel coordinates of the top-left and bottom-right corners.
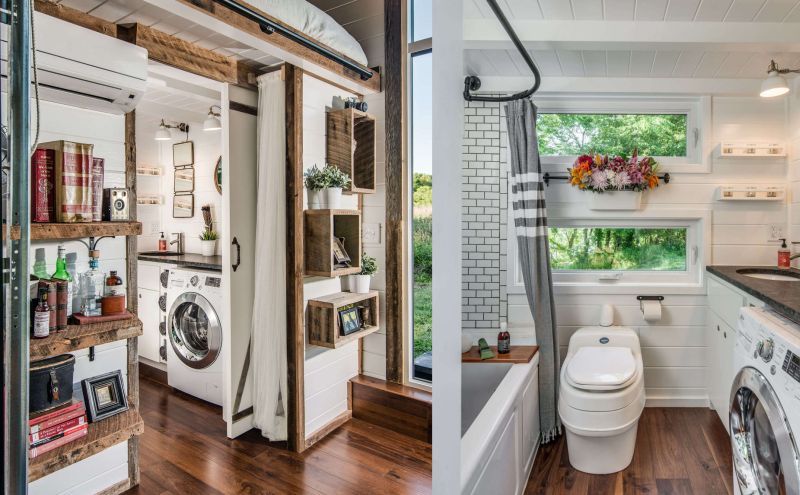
[566, 347, 637, 389]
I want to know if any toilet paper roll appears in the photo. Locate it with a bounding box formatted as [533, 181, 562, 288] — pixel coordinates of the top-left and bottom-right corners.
[641, 300, 662, 322]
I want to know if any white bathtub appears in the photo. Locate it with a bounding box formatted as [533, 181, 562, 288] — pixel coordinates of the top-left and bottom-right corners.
[461, 353, 541, 495]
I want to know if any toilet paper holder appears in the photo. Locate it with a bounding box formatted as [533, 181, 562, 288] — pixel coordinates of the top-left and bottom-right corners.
[637, 295, 664, 319]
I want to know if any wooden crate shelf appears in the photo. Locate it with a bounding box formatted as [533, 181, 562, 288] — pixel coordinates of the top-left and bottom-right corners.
[326, 108, 376, 194]
[304, 209, 362, 278]
[3, 221, 142, 241]
[307, 291, 380, 348]
[28, 408, 144, 482]
[30, 318, 143, 361]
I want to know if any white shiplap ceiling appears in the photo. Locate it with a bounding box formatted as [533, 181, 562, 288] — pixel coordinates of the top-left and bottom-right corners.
[464, 0, 800, 22]
[464, 0, 800, 84]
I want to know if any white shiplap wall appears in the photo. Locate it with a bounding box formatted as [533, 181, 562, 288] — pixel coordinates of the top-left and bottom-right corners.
[135, 112, 223, 254]
[790, 79, 800, 252]
[14, 98, 131, 493]
[474, 95, 790, 405]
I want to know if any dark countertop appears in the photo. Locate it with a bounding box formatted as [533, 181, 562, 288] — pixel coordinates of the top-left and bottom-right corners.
[706, 266, 800, 323]
[137, 252, 222, 272]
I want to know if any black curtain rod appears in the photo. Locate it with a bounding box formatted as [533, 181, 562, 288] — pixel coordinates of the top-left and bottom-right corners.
[463, 0, 541, 103]
[542, 172, 671, 187]
[210, 0, 374, 81]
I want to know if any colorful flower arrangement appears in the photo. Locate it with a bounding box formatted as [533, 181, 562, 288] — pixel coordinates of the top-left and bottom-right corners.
[568, 151, 660, 193]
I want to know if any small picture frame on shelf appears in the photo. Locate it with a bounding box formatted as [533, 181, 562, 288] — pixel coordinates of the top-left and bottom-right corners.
[332, 236, 351, 267]
[82, 370, 128, 423]
[338, 304, 362, 336]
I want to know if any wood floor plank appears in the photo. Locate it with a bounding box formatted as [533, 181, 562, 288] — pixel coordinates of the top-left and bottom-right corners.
[526, 408, 733, 495]
[126, 375, 431, 495]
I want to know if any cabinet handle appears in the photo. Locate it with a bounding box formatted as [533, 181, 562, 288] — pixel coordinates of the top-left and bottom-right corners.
[723, 331, 727, 339]
[717, 325, 720, 332]
[232, 237, 241, 272]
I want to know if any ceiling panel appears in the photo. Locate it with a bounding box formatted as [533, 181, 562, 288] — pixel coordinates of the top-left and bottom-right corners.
[651, 51, 681, 75]
[665, 0, 702, 20]
[604, 0, 636, 19]
[571, 0, 604, 20]
[465, 0, 800, 20]
[629, 50, 656, 75]
[581, 50, 607, 76]
[530, 49, 564, 75]
[635, 0, 669, 20]
[556, 50, 585, 76]
[606, 50, 632, 74]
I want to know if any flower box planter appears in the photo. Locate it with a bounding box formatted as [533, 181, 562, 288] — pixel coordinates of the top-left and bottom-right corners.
[587, 191, 642, 211]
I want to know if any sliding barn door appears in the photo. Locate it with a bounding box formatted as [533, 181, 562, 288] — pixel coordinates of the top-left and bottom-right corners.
[221, 84, 258, 438]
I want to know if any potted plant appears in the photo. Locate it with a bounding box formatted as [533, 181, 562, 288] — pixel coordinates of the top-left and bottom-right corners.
[351, 253, 377, 294]
[304, 164, 351, 210]
[568, 150, 662, 210]
[199, 229, 218, 256]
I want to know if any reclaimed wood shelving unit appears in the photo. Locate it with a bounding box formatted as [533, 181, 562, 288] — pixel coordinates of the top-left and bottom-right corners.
[307, 291, 380, 348]
[22, 113, 141, 493]
[304, 209, 362, 277]
[326, 108, 377, 194]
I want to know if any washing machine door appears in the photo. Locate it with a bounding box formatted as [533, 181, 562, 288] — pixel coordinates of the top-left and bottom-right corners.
[730, 367, 800, 495]
[168, 292, 222, 370]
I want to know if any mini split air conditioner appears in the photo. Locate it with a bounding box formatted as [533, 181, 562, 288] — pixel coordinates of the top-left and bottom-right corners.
[1, 13, 147, 115]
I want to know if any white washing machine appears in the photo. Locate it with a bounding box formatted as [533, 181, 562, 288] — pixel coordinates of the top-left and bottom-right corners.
[165, 267, 224, 406]
[732, 307, 800, 495]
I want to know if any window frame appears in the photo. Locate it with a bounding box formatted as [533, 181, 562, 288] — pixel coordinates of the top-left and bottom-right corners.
[534, 95, 711, 174]
[407, 27, 432, 387]
[506, 207, 711, 295]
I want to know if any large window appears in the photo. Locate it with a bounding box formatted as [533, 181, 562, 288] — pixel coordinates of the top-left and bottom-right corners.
[410, 0, 432, 382]
[534, 97, 709, 173]
[549, 227, 688, 271]
[538, 113, 688, 157]
[509, 217, 705, 290]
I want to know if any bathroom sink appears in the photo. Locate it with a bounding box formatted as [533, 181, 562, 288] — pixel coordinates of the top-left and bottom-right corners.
[736, 269, 800, 282]
[139, 251, 183, 257]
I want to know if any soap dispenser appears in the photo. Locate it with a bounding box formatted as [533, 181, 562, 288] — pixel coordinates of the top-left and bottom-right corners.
[778, 238, 791, 269]
[158, 232, 167, 252]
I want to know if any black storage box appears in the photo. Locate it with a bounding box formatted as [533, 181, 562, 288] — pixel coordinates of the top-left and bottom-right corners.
[30, 354, 75, 415]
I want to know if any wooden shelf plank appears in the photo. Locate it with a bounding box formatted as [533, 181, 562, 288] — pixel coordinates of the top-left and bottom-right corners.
[30, 318, 143, 361]
[28, 408, 144, 482]
[3, 221, 142, 241]
[462, 345, 539, 364]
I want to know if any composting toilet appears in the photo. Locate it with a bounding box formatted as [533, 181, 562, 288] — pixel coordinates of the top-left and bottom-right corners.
[558, 325, 646, 474]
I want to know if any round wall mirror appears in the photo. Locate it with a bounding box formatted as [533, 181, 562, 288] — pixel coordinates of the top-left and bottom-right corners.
[214, 156, 222, 194]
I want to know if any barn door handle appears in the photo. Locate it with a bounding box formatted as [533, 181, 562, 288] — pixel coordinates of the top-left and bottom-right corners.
[232, 237, 241, 272]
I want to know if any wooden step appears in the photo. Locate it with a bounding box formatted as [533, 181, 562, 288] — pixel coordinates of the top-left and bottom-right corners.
[350, 375, 432, 443]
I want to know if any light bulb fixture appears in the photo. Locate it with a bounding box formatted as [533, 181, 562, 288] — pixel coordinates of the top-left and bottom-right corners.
[154, 119, 190, 141]
[203, 105, 222, 131]
[760, 60, 799, 98]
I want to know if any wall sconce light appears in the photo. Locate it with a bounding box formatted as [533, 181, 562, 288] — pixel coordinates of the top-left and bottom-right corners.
[154, 119, 190, 141]
[760, 60, 800, 98]
[203, 105, 222, 131]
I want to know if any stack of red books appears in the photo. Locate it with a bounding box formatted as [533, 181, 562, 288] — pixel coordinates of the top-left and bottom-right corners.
[29, 400, 88, 459]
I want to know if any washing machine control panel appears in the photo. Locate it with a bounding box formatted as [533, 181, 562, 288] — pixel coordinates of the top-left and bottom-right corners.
[205, 276, 221, 288]
[782, 350, 800, 383]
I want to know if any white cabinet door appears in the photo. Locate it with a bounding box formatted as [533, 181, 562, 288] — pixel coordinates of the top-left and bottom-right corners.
[708, 277, 746, 330]
[137, 262, 160, 292]
[706, 309, 721, 411]
[708, 310, 735, 432]
[521, 367, 540, 475]
[138, 288, 160, 363]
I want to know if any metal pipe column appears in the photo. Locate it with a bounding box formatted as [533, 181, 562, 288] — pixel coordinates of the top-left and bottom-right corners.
[5, 0, 31, 492]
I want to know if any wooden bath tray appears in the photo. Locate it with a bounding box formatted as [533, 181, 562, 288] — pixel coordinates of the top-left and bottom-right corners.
[462, 345, 539, 364]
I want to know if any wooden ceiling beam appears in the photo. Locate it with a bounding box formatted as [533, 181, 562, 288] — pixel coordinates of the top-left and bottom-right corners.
[33, 0, 258, 88]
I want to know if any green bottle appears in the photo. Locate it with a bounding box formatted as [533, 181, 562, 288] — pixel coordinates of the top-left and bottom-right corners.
[32, 247, 49, 280]
[51, 245, 74, 316]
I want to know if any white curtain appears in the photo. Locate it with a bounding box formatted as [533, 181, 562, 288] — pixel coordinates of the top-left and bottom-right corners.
[251, 71, 288, 440]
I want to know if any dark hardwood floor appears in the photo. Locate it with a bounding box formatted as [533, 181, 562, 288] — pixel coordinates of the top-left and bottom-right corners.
[126, 374, 431, 495]
[526, 408, 733, 495]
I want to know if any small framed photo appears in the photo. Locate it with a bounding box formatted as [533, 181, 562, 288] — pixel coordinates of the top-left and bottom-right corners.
[82, 370, 128, 423]
[332, 237, 351, 267]
[338, 305, 362, 336]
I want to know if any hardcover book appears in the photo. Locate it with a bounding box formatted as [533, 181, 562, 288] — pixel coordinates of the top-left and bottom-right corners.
[31, 149, 56, 223]
[29, 421, 87, 448]
[91, 157, 104, 222]
[29, 424, 88, 458]
[29, 399, 85, 433]
[29, 415, 86, 443]
[38, 141, 94, 223]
